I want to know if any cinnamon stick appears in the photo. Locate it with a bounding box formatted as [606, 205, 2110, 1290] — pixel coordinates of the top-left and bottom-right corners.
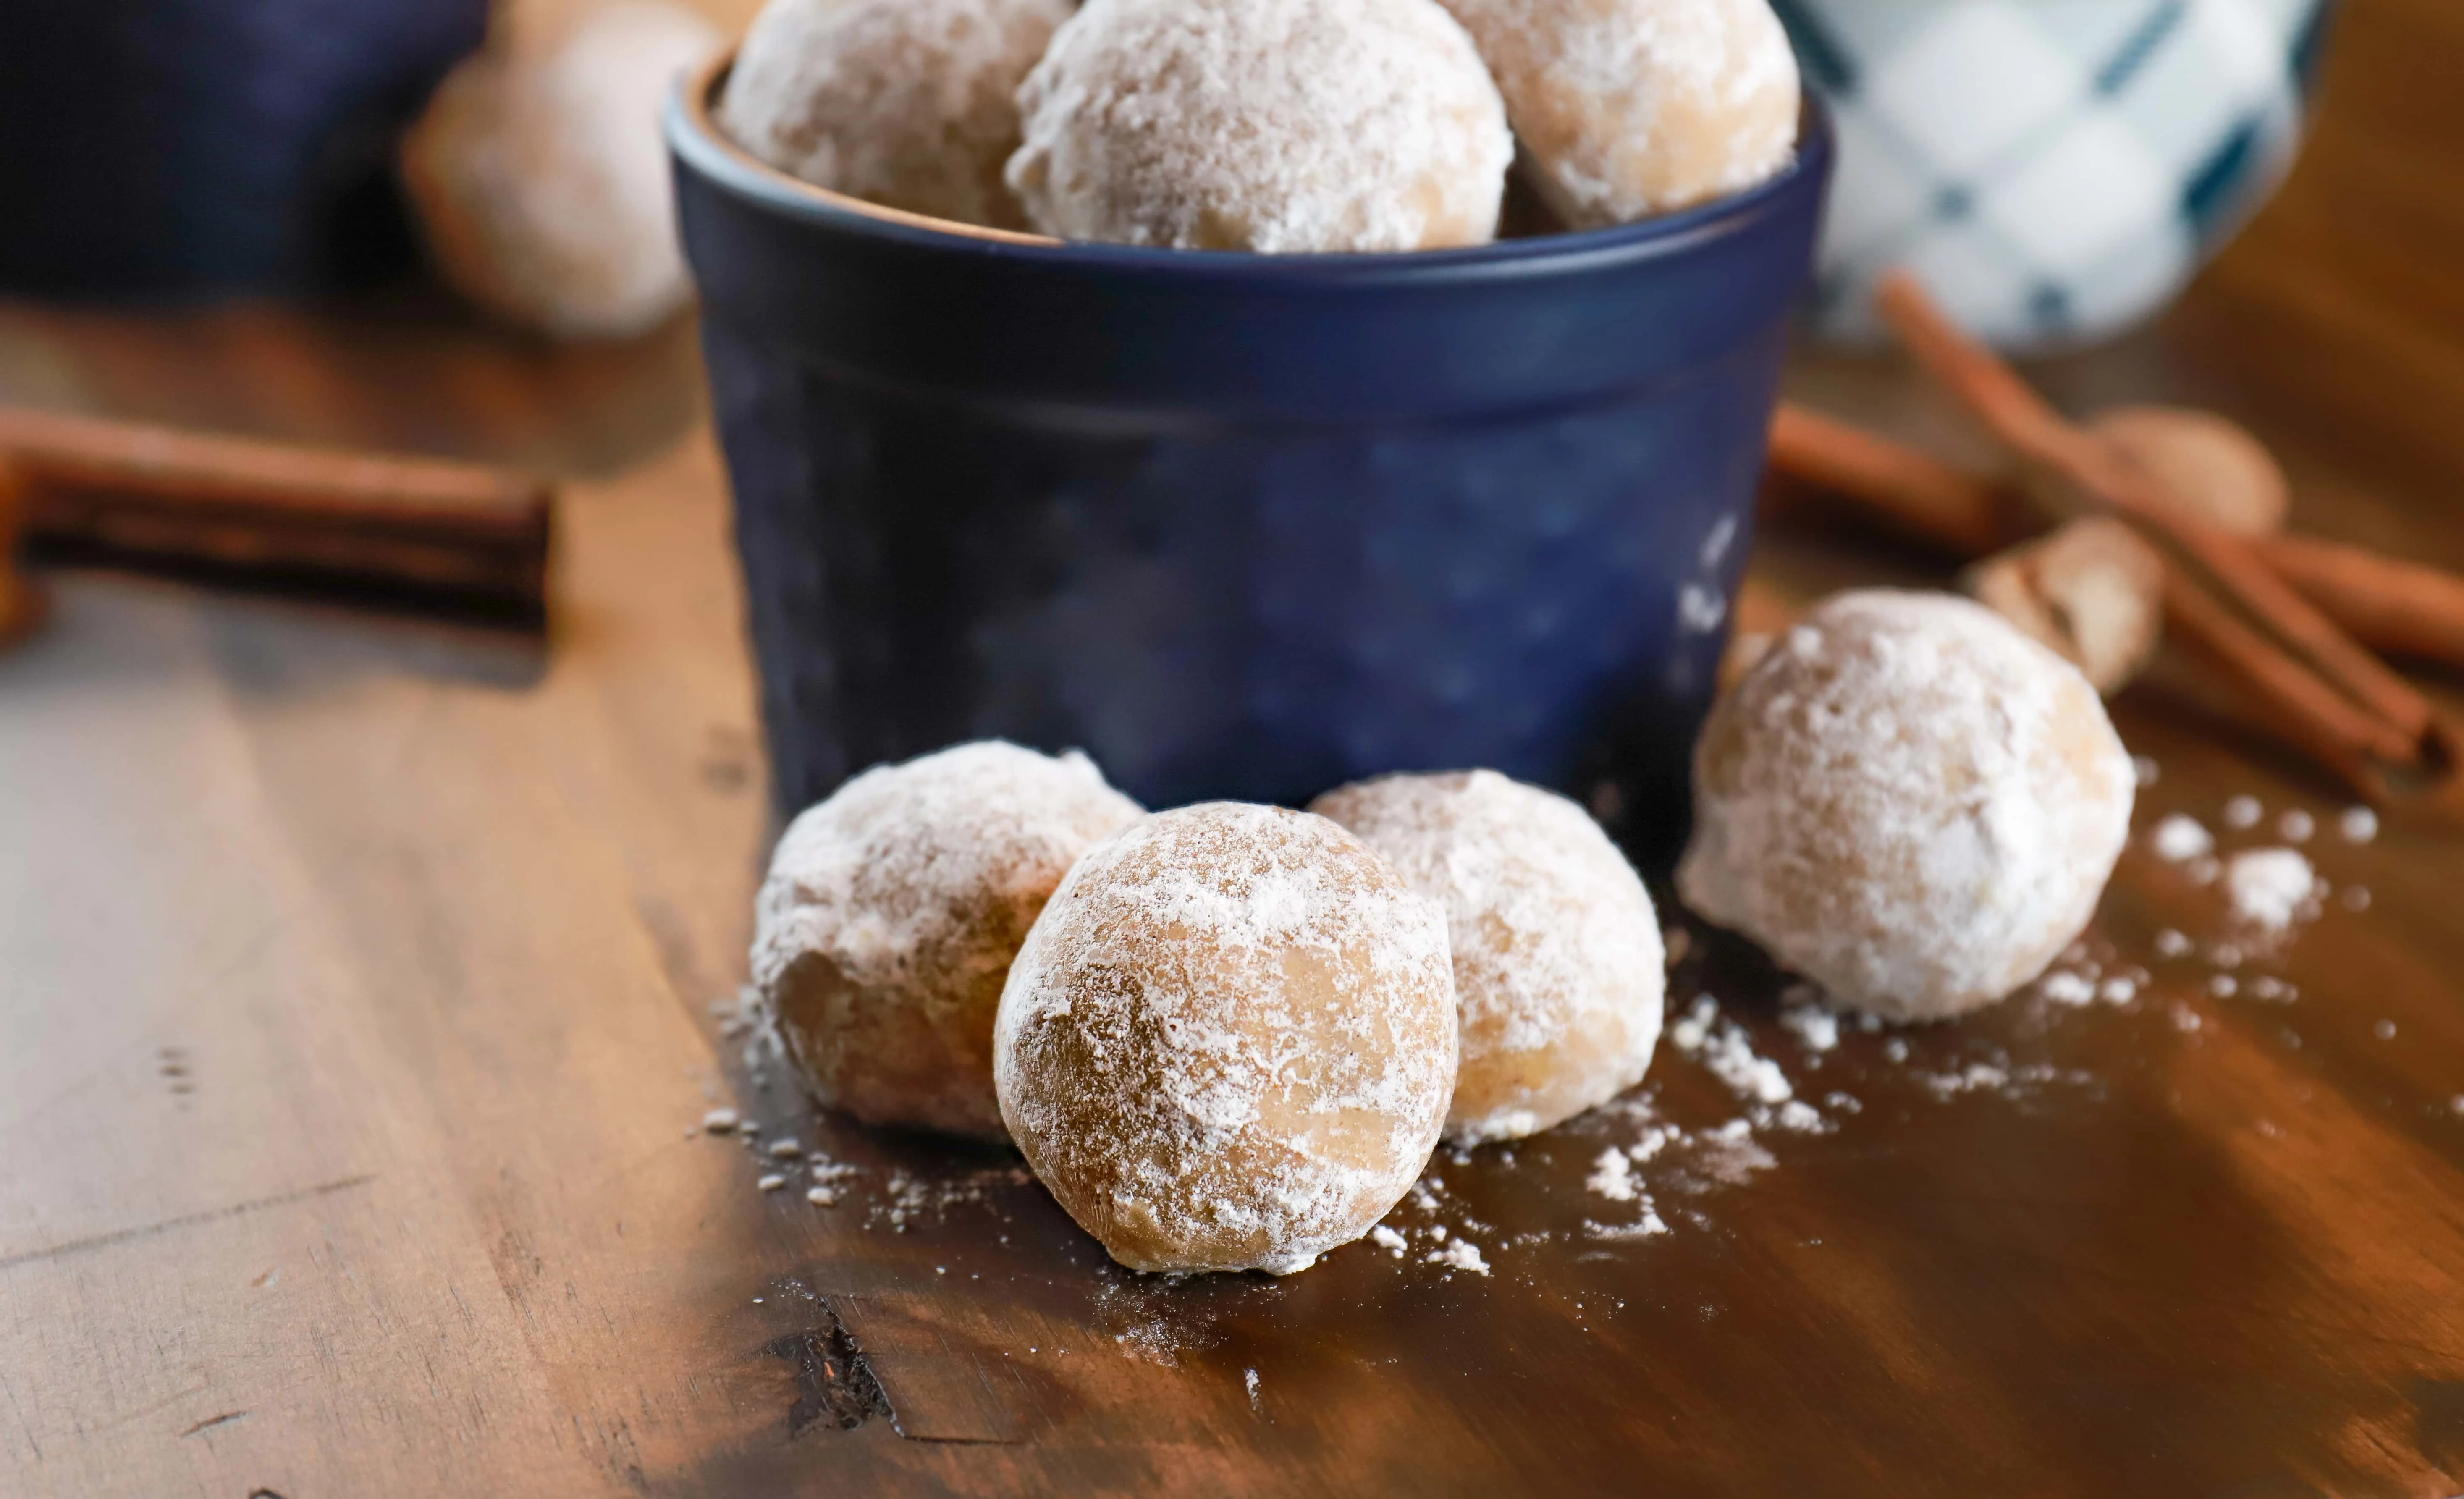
[1766, 404, 2015, 555]
[0, 458, 47, 647]
[0, 406, 553, 610]
[1872, 272, 2436, 773]
[2251, 534, 2464, 667]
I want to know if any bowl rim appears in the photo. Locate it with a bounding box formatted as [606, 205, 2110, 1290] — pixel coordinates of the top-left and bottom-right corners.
[667, 50, 1832, 283]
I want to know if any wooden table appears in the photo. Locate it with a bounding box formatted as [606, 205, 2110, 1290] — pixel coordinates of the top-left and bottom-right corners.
[5, 5, 2464, 1493]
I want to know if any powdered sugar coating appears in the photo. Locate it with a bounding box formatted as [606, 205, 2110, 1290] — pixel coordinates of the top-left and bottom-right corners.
[754, 742, 1143, 1139]
[1680, 591, 2135, 1021]
[1006, 0, 1513, 252]
[1311, 770, 1663, 1145]
[723, 0, 1068, 230]
[1437, 0, 1798, 226]
[401, 1, 722, 337]
[994, 804, 1457, 1274]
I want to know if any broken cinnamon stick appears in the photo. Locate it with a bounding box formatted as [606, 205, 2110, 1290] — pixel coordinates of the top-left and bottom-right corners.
[0, 406, 553, 610]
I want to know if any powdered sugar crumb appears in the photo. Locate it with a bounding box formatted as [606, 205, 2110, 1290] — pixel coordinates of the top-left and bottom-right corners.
[2226, 847, 2315, 931]
[2038, 970, 2095, 1006]
[2150, 813, 2214, 863]
[1586, 1148, 1640, 1202]
[1698, 1022, 1793, 1104]
[1780, 1003, 1840, 1052]
[1428, 1240, 1491, 1276]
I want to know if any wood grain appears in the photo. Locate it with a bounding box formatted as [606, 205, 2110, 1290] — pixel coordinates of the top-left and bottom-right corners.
[4, 2, 2464, 1493]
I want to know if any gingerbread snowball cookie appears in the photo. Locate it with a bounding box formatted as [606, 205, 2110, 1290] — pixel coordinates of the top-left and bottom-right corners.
[752, 742, 1143, 1138]
[402, 1, 722, 337]
[1438, 0, 1799, 226]
[723, 0, 1069, 229]
[1679, 591, 2134, 1021]
[1313, 770, 1664, 1144]
[995, 804, 1457, 1274]
[1007, 0, 1514, 252]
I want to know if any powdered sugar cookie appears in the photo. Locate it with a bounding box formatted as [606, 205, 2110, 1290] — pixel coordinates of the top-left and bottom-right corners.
[723, 0, 1069, 229]
[1438, 0, 1799, 226]
[753, 741, 1143, 1139]
[402, 0, 722, 338]
[1007, 0, 1513, 252]
[995, 803, 1456, 1274]
[1679, 591, 2134, 1021]
[1313, 770, 1663, 1144]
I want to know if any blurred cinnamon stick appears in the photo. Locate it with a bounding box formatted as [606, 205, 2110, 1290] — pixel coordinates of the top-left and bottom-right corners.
[0, 406, 553, 611]
[2250, 534, 2464, 668]
[0, 457, 47, 645]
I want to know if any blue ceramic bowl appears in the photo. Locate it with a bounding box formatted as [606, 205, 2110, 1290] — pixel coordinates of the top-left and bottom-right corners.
[669, 59, 1831, 857]
[0, 0, 487, 298]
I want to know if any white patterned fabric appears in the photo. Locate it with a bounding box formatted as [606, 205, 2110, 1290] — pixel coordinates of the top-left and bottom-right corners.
[1774, 0, 2334, 349]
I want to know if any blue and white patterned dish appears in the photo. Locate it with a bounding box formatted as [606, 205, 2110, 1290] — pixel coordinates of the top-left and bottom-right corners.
[1775, 0, 2335, 349]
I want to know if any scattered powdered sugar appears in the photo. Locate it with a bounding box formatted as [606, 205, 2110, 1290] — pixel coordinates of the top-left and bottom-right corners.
[1586, 1147, 1641, 1202]
[995, 803, 1456, 1275]
[2278, 809, 2315, 844]
[2155, 928, 2193, 958]
[756, 1174, 787, 1192]
[2038, 970, 2096, 1006]
[1915, 1059, 2094, 1101]
[2341, 806, 2379, 844]
[701, 1107, 741, 1134]
[1778, 1001, 1840, 1053]
[1245, 1368, 1262, 1410]
[1369, 1225, 1409, 1257]
[2134, 755, 2161, 786]
[1010, 0, 1513, 252]
[2150, 812, 2214, 863]
[870, 1164, 1036, 1232]
[2225, 847, 2315, 931]
[1678, 591, 2135, 1022]
[1668, 994, 1719, 1053]
[1696, 1021, 1793, 1104]
[1691, 1118, 1779, 1184]
[2223, 795, 2263, 830]
[1427, 1240, 1492, 1276]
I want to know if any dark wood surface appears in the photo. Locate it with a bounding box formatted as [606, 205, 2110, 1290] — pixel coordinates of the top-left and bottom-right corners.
[5, 4, 2464, 1494]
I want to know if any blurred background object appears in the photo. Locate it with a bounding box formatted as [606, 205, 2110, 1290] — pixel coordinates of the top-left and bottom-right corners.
[0, 0, 491, 299]
[402, 0, 724, 339]
[1779, 0, 2336, 350]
